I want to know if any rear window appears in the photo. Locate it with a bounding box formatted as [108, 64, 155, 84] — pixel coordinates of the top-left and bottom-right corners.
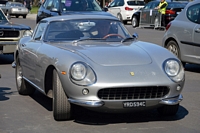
[127, 1, 145, 6]
[167, 3, 186, 8]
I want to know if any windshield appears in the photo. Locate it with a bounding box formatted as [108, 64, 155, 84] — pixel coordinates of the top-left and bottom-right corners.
[168, 2, 186, 8]
[44, 19, 132, 42]
[0, 10, 8, 21]
[61, 0, 102, 11]
[11, 3, 24, 7]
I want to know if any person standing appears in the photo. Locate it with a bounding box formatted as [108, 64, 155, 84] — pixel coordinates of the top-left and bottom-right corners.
[24, 0, 32, 13]
[155, 0, 168, 27]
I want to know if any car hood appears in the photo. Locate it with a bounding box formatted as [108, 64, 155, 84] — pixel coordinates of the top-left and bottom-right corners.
[61, 11, 113, 17]
[0, 21, 31, 30]
[56, 41, 152, 66]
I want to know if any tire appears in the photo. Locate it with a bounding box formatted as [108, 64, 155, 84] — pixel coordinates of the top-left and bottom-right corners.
[117, 14, 123, 23]
[23, 15, 26, 19]
[132, 16, 138, 28]
[157, 104, 179, 116]
[15, 56, 35, 95]
[154, 17, 159, 28]
[166, 40, 186, 67]
[53, 69, 72, 121]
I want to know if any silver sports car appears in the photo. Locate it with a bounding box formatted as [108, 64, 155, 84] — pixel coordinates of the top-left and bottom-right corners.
[12, 14, 185, 121]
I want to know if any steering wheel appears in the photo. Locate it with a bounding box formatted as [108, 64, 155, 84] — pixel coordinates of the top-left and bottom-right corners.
[103, 34, 124, 39]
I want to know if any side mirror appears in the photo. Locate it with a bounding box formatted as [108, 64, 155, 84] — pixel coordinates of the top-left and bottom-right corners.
[102, 7, 108, 12]
[132, 33, 138, 39]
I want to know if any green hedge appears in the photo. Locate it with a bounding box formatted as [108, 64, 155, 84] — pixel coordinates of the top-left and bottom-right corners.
[31, 6, 39, 14]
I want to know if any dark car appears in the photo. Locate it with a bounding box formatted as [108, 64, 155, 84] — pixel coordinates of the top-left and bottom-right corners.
[131, 1, 186, 28]
[36, 0, 111, 23]
[0, 8, 31, 55]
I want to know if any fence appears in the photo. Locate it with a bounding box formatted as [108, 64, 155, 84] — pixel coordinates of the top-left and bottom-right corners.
[138, 10, 163, 29]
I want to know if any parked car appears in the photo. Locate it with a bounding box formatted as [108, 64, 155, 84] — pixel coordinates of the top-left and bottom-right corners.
[0, 0, 8, 14]
[106, 0, 145, 24]
[36, 0, 112, 23]
[0, 1, 28, 18]
[162, 0, 200, 67]
[12, 13, 185, 121]
[0, 8, 31, 55]
[132, 1, 186, 28]
[5, 1, 29, 18]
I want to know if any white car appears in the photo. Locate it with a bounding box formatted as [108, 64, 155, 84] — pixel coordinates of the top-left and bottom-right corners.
[107, 0, 145, 24]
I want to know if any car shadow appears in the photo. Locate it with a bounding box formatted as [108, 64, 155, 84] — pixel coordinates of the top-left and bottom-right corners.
[72, 105, 188, 125]
[30, 90, 52, 111]
[185, 63, 200, 73]
[0, 55, 14, 65]
[30, 90, 188, 125]
[0, 87, 18, 101]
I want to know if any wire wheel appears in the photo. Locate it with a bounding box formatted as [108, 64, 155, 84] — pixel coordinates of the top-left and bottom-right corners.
[166, 40, 179, 57]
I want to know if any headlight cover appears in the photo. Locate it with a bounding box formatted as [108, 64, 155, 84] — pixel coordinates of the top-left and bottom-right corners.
[70, 62, 96, 85]
[164, 59, 185, 82]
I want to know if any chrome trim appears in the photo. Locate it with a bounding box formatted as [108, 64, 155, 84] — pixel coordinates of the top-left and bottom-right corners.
[68, 98, 104, 107]
[23, 77, 45, 93]
[159, 95, 183, 105]
[12, 61, 16, 68]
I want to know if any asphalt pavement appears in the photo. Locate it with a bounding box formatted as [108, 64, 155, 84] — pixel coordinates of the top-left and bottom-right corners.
[26, 13, 37, 20]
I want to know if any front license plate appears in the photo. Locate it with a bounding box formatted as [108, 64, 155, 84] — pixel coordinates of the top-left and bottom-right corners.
[123, 101, 146, 108]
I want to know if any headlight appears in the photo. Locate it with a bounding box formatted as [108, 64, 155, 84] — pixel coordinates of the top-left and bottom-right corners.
[70, 62, 96, 85]
[164, 59, 184, 82]
[23, 30, 33, 37]
[71, 63, 86, 80]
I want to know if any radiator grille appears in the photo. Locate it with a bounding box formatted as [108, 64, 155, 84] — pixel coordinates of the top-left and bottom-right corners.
[98, 86, 169, 100]
[0, 30, 20, 37]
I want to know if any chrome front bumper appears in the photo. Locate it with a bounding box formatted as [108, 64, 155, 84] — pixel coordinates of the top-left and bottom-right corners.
[68, 98, 104, 107]
[159, 94, 183, 105]
[68, 94, 183, 107]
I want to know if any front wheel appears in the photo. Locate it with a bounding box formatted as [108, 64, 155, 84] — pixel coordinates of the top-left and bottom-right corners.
[157, 104, 179, 116]
[117, 14, 123, 23]
[132, 16, 138, 28]
[53, 69, 72, 121]
[166, 40, 186, 67]
[15, 56, 35, 95]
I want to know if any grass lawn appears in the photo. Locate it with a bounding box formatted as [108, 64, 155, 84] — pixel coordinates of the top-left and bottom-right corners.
[31, 6, 39, 14]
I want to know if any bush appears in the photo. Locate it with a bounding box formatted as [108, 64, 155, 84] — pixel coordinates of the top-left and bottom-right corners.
[31, 6, 39, 14]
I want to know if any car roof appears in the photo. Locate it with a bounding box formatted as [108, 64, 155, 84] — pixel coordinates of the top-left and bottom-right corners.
[42, 14, 119, 22]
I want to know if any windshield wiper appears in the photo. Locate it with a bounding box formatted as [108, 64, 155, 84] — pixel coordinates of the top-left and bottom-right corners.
[121, 37, 135, 43]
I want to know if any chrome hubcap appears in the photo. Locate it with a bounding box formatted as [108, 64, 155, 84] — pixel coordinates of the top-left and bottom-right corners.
[17, 63, 22, 87]
[168, 44, 178, 56]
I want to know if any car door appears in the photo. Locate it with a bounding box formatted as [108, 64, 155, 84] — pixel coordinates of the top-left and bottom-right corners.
[192, 4, 200, 60]
[20, 22, 47, 88]
[107, 0, 122, 18]
[177, 4, 198, 62]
